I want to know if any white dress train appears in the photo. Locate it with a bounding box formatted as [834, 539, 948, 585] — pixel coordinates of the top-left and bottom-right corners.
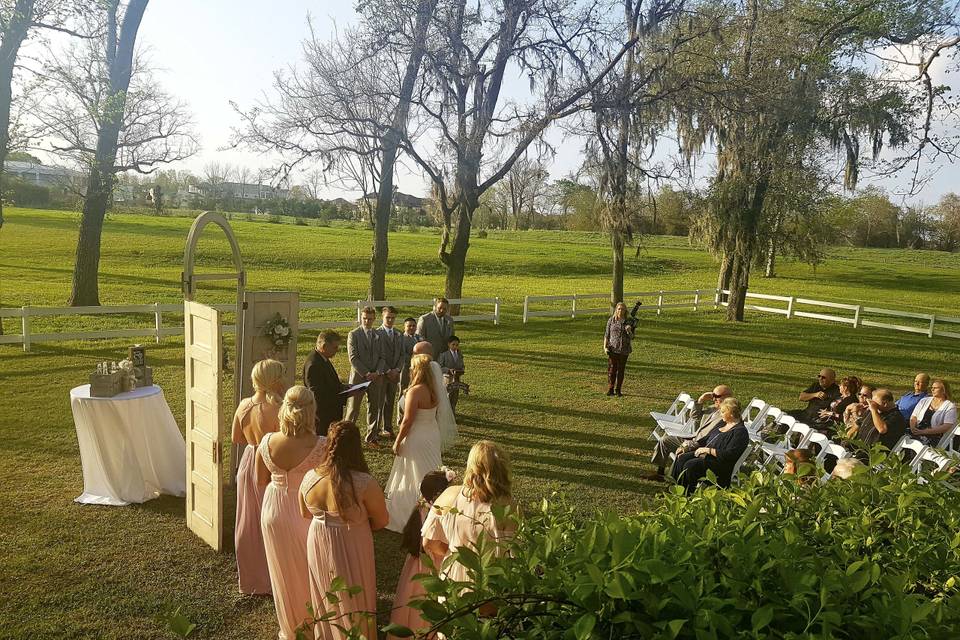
[385, 405, 442, 532]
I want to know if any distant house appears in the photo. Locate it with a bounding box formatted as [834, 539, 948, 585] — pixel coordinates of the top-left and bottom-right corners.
[4, 161, 84, 190]
[358, 190, 426, 210]
[194, 181, 291, 200]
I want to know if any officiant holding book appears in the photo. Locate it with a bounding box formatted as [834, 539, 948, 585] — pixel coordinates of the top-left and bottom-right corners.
[303, 330, 363, 436]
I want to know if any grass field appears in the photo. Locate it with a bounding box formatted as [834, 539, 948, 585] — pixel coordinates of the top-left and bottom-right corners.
[1, 207, 959, 639]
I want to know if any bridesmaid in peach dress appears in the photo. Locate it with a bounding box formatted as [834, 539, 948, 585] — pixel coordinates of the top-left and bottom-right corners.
[421, 441, 515, 586]
[257, 386, 328, 640]
[298, 420, 388, 640]
[232, 359, 285, 595]
[388, 470, 452, 639]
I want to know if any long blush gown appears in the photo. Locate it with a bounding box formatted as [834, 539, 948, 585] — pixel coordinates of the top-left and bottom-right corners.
[384, 405, 442, 531]
[300, 469, 378, 640]
[420, 489, 510, 584]
[260, 433, 328, 640]
[232, 398, 280, 595]
[389, 506, 443, 638]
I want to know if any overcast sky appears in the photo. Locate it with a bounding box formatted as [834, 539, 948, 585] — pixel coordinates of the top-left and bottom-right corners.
[134, 0, 959, 206]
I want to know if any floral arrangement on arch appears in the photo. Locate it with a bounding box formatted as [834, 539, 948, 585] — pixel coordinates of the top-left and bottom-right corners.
[263, 313, 292, 349]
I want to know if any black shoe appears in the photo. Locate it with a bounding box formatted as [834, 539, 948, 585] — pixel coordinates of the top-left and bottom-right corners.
[616, 390, 623, 397]
[606, 389, 615, 396]
[641, 472, 666, 482]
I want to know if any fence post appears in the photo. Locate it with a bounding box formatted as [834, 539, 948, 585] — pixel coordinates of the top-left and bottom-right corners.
[571, 294, 578, 319]
[929, 315, 936, 339]
[154, 303, 163, 343]
[356, 300, 362, 324]
[657, 291, 663, 316]
[21, 307, 31, 353]
[693, 290, 700, 312]
[853, 305, 861, 329]
[522, 296, 529, 324]
[786, 297, 795, 320]
[713, 288, 720, 310]
[494, 297, 500, 326]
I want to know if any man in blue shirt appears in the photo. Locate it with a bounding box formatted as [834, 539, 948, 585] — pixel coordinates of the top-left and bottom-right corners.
[896, 372, 930, 419]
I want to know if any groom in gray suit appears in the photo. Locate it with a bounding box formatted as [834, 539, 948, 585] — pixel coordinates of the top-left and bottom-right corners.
[346, 306, 385, 444]
[416, 297, 455, 357]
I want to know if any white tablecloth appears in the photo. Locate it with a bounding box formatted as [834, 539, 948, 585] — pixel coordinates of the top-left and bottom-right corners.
[71, 384, 186, 506]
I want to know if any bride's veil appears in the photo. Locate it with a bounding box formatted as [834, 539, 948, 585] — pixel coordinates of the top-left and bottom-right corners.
[430, 360, 458, 450]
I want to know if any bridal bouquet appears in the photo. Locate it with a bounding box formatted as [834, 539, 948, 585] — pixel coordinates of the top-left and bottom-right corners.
[263, 313, 292, 349]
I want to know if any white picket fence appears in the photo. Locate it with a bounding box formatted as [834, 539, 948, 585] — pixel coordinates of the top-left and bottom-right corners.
[0, 297, 500, 352]
[522, 288, 960, 341]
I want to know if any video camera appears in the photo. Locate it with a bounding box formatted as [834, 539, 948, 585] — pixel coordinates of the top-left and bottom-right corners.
[624, 301, 643, 331]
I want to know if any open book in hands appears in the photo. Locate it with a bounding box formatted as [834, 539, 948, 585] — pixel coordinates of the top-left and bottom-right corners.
[339, 380, 372, 395]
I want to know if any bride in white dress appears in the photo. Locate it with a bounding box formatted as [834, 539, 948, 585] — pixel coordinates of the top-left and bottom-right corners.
[385, 354, 444, 531]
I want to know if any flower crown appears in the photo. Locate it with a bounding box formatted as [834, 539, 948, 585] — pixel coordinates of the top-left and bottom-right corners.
[440, 465, 458, 483]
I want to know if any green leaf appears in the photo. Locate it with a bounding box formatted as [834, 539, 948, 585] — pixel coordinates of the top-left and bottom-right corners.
[573, 613, 596, 640]
[751, 605, 774, 632]
[666, 619, 687, 638]
[381, 623, 415, 637]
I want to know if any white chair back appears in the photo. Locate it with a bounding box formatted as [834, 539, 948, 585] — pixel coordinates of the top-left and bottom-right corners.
[730, 441, 758, 486]
[785, 422, 814, 450]
[805, 432, 831, 459]
[891, 436, 928, 469]
[664, 393, 693, 417]
[915, 448, 952, 483]
[754, 406, 783, 435]
[741, 398, 771, 433]
[936, 423, 960, 453]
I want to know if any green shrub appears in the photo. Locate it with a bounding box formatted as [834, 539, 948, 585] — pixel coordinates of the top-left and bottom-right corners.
[477, 228, 488, 239]
[294, 216, 307, 226]
[401, 453, 960, 639]
[266, 214, 283, 224]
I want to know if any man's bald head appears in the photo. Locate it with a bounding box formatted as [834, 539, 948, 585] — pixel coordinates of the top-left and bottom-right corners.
[413, 340, 433, 357]
[713, 385, 732, 399]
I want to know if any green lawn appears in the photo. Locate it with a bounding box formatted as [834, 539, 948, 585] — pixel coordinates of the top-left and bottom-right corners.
[1, 207, 959, 638]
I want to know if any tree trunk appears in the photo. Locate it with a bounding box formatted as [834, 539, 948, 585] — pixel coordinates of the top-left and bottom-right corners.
[69, 0, 149, 306]
[726, 251, 751, 321]
[442, 200, 473, 314]
[0, 0, 35, 333]
[764, 213, 781, 278]
[611, 230, 625, 306]
[717, 252, 732, 303]
[368, 0, 437, 301]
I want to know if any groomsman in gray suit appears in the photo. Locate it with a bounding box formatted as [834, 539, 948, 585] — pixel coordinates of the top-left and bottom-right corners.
[346, 306, 385, 444]
[376, 306, 404, 437]
[417, 297, 454, 357]
[399, 316, 420, 393]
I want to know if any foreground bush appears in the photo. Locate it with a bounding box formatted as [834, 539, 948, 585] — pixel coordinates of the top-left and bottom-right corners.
[403, 455, 960, 639]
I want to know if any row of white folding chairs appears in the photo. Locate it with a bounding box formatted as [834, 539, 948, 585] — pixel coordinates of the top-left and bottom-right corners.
[890, 435, 956, 479]
[649, 393, 775, 442]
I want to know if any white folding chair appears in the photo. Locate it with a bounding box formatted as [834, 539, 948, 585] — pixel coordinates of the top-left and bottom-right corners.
[816, 441, 850, 482]
[650, 394, 695, 440]
[741, 398, 771, 434]
[805, 432, 832, 461]
[891, 436, 928, 469]
[730, 441, 760, 486]
[753, 406, 783, 437]
[760, 418, 810, 465]
[935, 423, 960, 454]
[915, 448, 952, 483]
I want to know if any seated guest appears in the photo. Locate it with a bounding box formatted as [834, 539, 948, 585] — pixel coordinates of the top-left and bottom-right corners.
[909, 379, 957, 445]
[896, 372, 930, 419]
[789, 368, 840, 431]
[843, 383, 874, 438]
[819, 376, 860, 426]
[671, 397, 750, 494]
[643, 385, 732, 481]
[859, 388, 909, 451]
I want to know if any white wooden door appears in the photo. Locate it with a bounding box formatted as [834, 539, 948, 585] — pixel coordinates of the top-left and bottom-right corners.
[184, 300, 224, 551]
[239, 291, 300, 398]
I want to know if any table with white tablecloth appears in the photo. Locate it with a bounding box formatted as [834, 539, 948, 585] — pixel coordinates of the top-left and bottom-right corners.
[70, 384, 186, 506]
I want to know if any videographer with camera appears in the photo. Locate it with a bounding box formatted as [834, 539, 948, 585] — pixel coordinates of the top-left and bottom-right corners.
[603, 301, 640, 397]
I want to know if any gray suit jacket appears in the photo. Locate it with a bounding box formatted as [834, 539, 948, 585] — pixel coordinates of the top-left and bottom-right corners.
[347, 326, 384, 379]
[683, 402, 725, 449]
[399, 333, 418, 369]
[378, 326, 404, 372]
[437, 349, 464, 381]
[417, 312, 454, 356]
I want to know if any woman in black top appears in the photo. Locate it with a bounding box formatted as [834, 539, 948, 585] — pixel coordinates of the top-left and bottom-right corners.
[603, 302, 634, 397]
[672, 397, 750, 494]
[819, 376, 861, 427]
